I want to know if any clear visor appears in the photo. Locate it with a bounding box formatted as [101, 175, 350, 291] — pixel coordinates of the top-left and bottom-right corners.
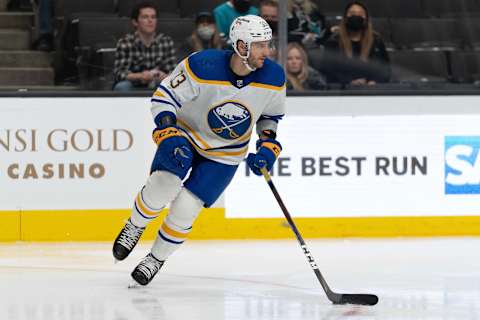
[250, 39, 275, 51]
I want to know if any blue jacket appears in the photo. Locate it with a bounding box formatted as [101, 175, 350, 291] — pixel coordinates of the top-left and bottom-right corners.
[213, 2, 259, 38]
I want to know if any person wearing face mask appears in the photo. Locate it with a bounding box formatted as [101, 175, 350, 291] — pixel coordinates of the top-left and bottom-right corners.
[323, 1, 390, 86]
[213, 0, 259, 41]
[287, 0, 330, 48]
[183, 12, 225, 55]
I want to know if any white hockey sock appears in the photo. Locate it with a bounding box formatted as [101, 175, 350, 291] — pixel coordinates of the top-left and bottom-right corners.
[129, 171, 182, 228]
[150, 188, 203, 261]
[151, 220, 192, 260]
[130, 188, 163, 228]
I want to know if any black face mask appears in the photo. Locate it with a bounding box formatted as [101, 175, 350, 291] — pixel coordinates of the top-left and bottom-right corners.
[232, 0, 251, 13]
[266, 20, 278, 34]
[346, 15, 366, 32]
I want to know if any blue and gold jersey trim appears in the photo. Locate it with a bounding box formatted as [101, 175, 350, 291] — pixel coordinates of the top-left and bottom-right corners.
[185, 58, 231, 87]
[155, 84, 182, 108]
[250, 82, 286, 91]
[186, 58, 286, 91]
[185, 50, 286, 91]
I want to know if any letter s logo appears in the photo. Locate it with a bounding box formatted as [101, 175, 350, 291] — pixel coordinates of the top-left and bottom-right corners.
[445, 136, 480, 194]
[445, 145, 477, 185]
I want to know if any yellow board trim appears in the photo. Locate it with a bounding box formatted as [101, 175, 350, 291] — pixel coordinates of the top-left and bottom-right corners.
[2, 209, 480, 241]
[0, 211, 21, 241]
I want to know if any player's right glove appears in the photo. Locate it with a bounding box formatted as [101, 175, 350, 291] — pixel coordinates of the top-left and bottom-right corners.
[152, 125, 193, 179]
[246, 138, 282, 176]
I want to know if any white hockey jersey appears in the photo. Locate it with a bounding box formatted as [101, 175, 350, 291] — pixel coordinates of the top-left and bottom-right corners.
[150, 49, 286, 165]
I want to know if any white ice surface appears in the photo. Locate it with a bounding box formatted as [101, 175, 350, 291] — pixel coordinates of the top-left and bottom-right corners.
[1, 238, 480, 320]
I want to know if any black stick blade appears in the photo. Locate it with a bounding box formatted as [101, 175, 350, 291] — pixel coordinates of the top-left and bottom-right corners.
[335, 294, 379, 306]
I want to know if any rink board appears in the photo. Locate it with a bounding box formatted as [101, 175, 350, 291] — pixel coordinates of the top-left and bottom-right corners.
[1, 96, 480, 241]
[3, 209, 480, 241]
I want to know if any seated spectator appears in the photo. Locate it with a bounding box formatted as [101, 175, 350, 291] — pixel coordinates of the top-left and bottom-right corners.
[113, 1, 177, 91]
[259, 0, 279, 61]
[323, 1, 390, 86]
[182, 12, 224, 55]
[213, 0, 259, 41]
[287, 0, 330, 48]
[286, 42, 326, 90]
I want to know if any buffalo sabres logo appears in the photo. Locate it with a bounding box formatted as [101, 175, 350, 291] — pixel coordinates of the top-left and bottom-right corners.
[207, 101, 251, 140]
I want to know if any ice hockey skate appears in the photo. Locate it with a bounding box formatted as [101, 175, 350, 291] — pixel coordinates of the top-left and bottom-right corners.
[112, 219, 145, 261]
[131, 253, 165, 286]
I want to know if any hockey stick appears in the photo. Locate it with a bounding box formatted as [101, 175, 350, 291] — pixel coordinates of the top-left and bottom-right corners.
[260, 167, 378, 306]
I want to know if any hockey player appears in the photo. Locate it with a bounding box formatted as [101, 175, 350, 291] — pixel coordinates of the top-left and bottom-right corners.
[112, 15, 286, 286]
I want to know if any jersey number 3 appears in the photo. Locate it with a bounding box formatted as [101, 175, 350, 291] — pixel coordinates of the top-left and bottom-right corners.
[170, 71, 186, 88]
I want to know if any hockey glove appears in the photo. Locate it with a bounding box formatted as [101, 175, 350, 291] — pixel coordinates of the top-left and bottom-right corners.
[152, 125, 193, 179]
[246, 138, 282, 176]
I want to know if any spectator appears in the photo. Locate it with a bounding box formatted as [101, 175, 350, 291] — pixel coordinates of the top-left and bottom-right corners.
[259, 0, 278, 37]
[286, 42, 326, 90]
[182, 12, 224, 55]
[323, 1, 390, 86]
[213, 0, 259, 41]
[259, 0, 278, 61]
[287, 0, 330, 48]
[32, 0, 54, 51]
[113, 1, 177, 91]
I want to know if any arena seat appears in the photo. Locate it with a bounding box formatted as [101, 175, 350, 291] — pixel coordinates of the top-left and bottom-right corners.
[390, 50, 449, 82]
[178, 0, 224, 18]
[450, 51, 480, 83]
[117, 0, 180, 17]
[361, 0, 391, 17]
[422, 0, 480, 17]
[54, 0, 116, 18]
[156, 18, 195, 60]
[371, 18, 394, 50]
[387, 0, 426, 18]
[74, 17, 132, 89]
[313, 0, 346, 17]
[391, 18, 462, 51]
[460, 20, 480, 50]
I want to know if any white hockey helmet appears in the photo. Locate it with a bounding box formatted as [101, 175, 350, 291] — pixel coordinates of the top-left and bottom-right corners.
[229, 15, 272, 60]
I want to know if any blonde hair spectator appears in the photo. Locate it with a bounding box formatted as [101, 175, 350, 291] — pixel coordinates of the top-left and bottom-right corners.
[286, 42, 325, 90]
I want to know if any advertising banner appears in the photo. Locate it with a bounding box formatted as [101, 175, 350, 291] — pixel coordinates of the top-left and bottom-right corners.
[0, 97, 155, 210]
[2, 97, 480, 219]
[227, 114, 480, 218]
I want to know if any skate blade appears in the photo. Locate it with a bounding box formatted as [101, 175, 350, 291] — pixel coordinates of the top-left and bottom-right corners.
[128, 282, 141, 289]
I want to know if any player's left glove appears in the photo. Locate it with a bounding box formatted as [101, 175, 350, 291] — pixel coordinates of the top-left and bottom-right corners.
[246, 138, 282, 176]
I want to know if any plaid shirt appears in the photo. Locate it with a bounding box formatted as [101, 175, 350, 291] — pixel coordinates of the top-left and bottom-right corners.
[114, 32, 177, 83]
